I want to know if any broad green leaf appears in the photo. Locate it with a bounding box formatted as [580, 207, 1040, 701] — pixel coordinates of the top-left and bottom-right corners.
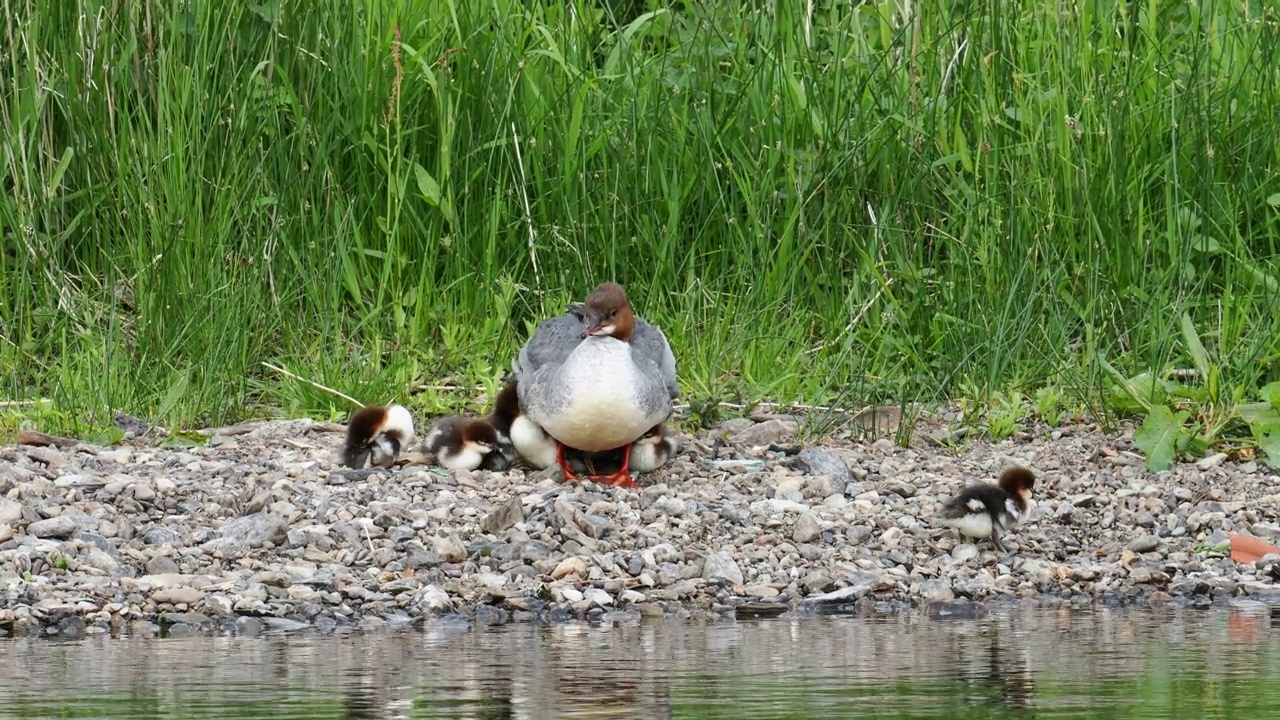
[1096, 352, 1153, 413]
[1262, 381, 1280, 412]
[1133, 405, 1189, 471]
[415, 163, 441, 206]
[1259, 429, 1280, 469]
[1127, 371, 1167, 406]
[1190, 234, 1221, 254]
[1179, 312, 1212, 383]
[1267, 193, 1280, 208]
[88, 426, 126, 446]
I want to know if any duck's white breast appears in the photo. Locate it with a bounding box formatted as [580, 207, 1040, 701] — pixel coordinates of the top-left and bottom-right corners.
[538, 339, 660, 451]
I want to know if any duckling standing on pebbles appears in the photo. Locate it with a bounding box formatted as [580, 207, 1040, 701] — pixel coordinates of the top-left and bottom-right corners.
[423, 416, 507, 472]
[342, 404, 415, 469]
[935, 467, 1037, 553]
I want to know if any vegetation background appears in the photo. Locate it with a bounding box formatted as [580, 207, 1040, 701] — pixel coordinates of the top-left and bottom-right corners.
[3, 0, 1279, 467]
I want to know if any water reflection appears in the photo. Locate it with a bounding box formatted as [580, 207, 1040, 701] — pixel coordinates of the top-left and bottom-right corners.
[0, 605, 1278, 718]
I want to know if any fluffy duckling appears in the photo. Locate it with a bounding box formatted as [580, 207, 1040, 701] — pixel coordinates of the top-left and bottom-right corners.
[489, 380, 520, 447]
[423, 416, 506, 471]
[488, 379, 560, 470]
[935, 467, 1036, 552]
[510, 415, 560, 471]
[629, 422, 678, 473]
[343, 404, 415, 469]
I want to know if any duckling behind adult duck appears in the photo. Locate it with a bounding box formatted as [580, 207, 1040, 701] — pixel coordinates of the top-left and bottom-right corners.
[488, 379, 558, 470]
[630, 422, 678, 473]
[512, 282, 678, 487]
[935, 467, 1037, 552]
[342, 404, 414, 469]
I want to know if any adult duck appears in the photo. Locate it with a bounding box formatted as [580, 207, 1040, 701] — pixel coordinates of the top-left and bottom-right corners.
[512, 282, 678, 487]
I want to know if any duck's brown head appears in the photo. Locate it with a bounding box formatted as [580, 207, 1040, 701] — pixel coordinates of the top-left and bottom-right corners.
[997, 466, 1036, 504]
[581, 282, 635, 341]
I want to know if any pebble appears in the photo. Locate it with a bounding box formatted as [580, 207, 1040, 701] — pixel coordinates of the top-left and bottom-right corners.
[480, 496, 524, 533]
[1127, 535, 1160, 553]
[702, 551, 744, 585]
[0, 414, 1273, 635]
[793, 513, 822, 543]
[27, 516, 78, 539]
[0, 499, 24, 524]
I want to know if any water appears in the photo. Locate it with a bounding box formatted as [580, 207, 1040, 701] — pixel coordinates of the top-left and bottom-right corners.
[2, 606, 1280, 718]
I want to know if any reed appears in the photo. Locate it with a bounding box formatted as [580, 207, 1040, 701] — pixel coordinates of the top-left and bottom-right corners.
[3, 0, 1278, 436]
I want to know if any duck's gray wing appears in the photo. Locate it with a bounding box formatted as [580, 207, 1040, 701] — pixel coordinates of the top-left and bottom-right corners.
[513, 313, 585, 380]
[632, 317, 680, 399]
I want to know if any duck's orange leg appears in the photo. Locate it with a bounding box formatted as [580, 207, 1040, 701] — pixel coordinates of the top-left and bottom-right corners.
[556, 442, 582, 482]
[594, 443, 638, 488]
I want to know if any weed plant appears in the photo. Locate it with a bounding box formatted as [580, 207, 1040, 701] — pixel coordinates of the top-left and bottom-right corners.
[3, 1, 1279, 465]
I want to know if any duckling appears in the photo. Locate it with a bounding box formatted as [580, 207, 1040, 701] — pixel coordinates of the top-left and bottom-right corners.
[935, 467, 1036, 552]
[489, 379, 520, 447]
[487, 378, 559, 471]
[629, 422, 678, 473]
[342, 404, 415, 469]
[423, 416, 506, 472]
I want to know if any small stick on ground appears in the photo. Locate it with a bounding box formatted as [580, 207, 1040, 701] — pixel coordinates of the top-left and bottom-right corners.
[0, 399, 52, 408]
[17, 429, 80, 448]
[260, 362, 363, 408]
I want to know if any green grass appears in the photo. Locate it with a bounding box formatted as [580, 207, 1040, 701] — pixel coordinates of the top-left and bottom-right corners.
[3, 0, 1280, 451]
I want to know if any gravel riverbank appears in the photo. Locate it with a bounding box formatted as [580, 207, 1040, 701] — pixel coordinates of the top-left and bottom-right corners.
[2, 413, 1279, 638]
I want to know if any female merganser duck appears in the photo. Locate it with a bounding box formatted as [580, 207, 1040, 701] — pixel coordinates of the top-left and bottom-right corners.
[342, 404, 415, 469]
[629, 422, 678, 473]
[512, 281, 679, 487]
[935, 467, 1036, 552]
[423, 415, 506, 471]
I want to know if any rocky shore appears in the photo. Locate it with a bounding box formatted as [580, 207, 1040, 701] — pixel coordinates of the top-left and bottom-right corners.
[3, 412, 1279, 639]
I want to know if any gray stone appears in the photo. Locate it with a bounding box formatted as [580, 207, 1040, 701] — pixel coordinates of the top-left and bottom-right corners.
[419, 585, 453, 612]
[0, 499, 25, 524]
[27, 516, 77, 539]
[143, 526, 181, 546]
[793, 513, 822, 544]
[152, 587, 202, 605]
[702, 551, 744, 585]
[579, 514, 613, 540]
[1127, 535, 1160, 553]
[235, 616, 264, 637]
[729, 419, 797, 447]
[146, 556, 181, 575]
[920, 579, 956, 603]
[54, 474, 105, 489]
[163, 612, 212, 626]
[250, 571, 292, 588]
[480, 496, 525, 534]
[217, 512, 285, 547]
[433, 535, 467, 563]
[881, 479, 917, 498]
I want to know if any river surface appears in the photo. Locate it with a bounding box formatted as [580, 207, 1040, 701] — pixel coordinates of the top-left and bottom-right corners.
[2, 605, 1280, 718]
